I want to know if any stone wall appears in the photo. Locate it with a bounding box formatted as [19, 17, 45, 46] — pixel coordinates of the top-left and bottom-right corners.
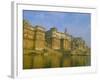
[23, 21, 46, 69]
[46, 27, 71, 50]
[51, 37, 60, 49]
[23, 21, 45, 51]
[23, 20, 90, 69]
[23, 20, 35, 50]
[60, 39, 71, 50]
[34, 27, 45, 50]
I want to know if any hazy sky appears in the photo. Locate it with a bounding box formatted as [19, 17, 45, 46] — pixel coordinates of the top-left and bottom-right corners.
[23, 10, 91, 47]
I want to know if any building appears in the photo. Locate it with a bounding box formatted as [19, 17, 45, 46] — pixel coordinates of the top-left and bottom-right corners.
[46, 27, 71, 50]
[23, 20, 90, 69]
[23, 20, 89, 52]
[34, 25, 46, 50]
[23, 20, 35, 50]
[23, 20, 45, 51]
[72, 37, 87, 50]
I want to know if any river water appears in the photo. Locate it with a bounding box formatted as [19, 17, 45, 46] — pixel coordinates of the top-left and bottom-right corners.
[23, 53, 91, 69]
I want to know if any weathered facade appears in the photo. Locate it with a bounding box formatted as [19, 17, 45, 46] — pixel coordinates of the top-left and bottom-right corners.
[23, 21, 46, 69]
[71, 37, 88, 51]
[34, 26, 45, 50]
[46, 27, 71, 50]
[23, 20, 90, 69]
[23, 20, 45, 51]
[23, 20, 35, 50]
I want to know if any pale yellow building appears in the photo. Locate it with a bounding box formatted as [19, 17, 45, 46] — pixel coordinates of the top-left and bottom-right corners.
[46, 27, 71, 50]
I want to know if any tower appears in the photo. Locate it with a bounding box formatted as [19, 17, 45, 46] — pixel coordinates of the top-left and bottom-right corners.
[64, 27, 67, 35]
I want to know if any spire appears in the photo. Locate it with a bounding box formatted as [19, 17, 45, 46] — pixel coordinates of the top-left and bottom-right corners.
[64, 27, 67, 35]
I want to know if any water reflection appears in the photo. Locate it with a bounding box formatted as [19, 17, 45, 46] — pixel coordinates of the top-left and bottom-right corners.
[61, 55, 91, 67]
[23, 53, 91, 69]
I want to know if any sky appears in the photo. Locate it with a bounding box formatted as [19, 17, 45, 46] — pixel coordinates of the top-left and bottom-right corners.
[23, 10, 91, 47]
